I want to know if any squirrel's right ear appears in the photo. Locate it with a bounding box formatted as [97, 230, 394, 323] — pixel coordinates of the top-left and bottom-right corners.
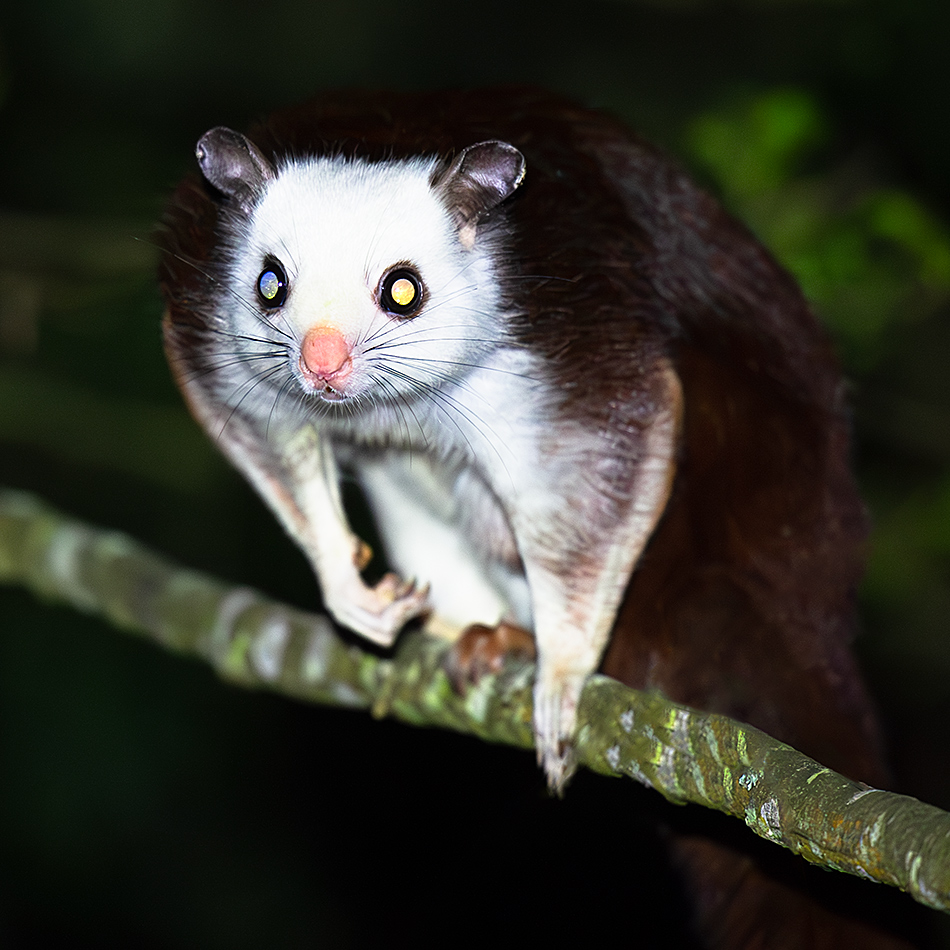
[435, 140, 525, 249]
[195, 127, 275, 213]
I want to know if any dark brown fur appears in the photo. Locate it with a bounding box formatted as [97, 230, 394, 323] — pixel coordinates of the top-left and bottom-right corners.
[160, 88, 912, 948]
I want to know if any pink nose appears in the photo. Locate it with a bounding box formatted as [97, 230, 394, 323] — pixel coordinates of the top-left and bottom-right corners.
[300, 326, 352, 386]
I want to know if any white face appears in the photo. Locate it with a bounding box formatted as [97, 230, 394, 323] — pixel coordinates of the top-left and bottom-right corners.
[225, 154, 506, 413]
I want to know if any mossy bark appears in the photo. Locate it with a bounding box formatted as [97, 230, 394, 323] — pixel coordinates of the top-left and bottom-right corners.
[1, 487, 947, 912]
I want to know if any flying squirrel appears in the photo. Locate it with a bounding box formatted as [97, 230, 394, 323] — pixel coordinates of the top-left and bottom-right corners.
[158, 87, 885, 801]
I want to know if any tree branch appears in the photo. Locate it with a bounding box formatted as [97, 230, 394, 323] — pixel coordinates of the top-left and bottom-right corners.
[1, 486, 948, 913]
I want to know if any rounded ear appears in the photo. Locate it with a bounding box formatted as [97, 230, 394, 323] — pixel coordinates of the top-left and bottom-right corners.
[436, 140, 526, 248]
[195, 127, 276, 213]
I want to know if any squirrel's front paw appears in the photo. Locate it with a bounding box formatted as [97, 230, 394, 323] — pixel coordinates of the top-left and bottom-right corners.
[326, 572, 430, 647]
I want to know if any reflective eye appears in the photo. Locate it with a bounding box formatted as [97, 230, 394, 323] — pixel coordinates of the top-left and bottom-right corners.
[257, 260, 288, 308]
[379, 268, 424, 318]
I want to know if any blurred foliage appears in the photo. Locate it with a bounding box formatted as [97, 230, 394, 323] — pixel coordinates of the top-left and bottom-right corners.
[686, 87, 950, 371]
[1, 0, 950, 947]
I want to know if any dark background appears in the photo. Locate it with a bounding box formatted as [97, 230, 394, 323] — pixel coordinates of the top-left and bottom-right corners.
[1, 0, 949, 946]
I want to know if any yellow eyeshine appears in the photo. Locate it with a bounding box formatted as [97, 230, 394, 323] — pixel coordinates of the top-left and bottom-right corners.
[390, 277, 416, 307]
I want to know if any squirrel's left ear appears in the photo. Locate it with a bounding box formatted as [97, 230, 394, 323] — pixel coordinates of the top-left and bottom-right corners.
[435, 140, 525, 248]
[195, 127, 276, 214]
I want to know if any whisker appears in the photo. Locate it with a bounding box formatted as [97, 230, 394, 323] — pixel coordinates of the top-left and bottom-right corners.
[359, 315, 512, 353]
[364, 340, 539, 385]
[498, 273, 575, 283]
[374, 373, 427, 452]
[373, 363, 512, 479]
[160, 243, 296, 343]
[374, 365, 478, 460]
[363, 184, 408, 278]
[216, 364, 287, 441]
[266, 372, 300, 441]
[177, 351, 288, 385]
